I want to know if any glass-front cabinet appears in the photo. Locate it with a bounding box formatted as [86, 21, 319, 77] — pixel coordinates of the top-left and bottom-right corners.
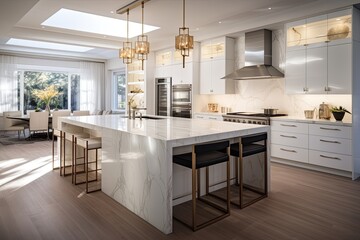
[285, 9, 353, 94]
[287, 10, 352, 49]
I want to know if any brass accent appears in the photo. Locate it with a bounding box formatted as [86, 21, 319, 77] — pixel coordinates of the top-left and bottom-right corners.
[120, 9, 135, 64]
[175, 0, 194, 68]
[116, 0, 150, 14]
[135, 1, 150, 70]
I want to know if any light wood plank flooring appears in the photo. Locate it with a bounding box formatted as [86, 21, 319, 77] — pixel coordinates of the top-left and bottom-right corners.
[1, 140, 360, 239]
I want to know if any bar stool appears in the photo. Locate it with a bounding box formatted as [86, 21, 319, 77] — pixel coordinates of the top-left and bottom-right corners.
[230, 133, 268, 208]
[51, 110, 71, 171]
[74, 137, 102, 193]
[62, 132, 89, 177]
[173, 140, 230, 231]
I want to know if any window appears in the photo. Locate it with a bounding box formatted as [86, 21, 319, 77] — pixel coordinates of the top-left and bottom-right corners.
[113, 71, 126, 111]
[18, 70, 80, 114]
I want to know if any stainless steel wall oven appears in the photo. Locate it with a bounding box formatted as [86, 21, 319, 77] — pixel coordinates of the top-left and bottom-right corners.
[172, 84, 192, 118]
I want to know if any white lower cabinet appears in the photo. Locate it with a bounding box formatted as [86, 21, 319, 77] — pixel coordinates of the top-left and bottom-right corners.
[271, 144, 309, 163]
[193, 113, 223, 121]
[271, 120, 352, 175]
[309, 150, 352, 171]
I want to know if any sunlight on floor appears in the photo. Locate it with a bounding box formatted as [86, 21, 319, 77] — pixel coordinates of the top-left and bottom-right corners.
[0, 155, 52, 195]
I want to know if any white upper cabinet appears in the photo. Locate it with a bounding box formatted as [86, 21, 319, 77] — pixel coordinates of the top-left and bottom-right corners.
[200, 37, 235, 94]
[327, 43, 352, 93]
[154, 43, 200, 85]
[285, 9, 352, 94]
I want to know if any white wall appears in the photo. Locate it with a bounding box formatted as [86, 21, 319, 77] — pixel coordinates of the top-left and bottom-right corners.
[195, 29, 352, 122]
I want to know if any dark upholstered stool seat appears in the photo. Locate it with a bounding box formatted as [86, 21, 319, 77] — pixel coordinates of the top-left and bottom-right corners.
[230, 132, 268, 208]
[231, 143, 266, 157]
[173, 140, 231, 231]
[174, 151, 229, 169]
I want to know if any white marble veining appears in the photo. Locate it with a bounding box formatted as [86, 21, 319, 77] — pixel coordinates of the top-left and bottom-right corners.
[59, 115, 269, 234]
[194, 29, 352, 123]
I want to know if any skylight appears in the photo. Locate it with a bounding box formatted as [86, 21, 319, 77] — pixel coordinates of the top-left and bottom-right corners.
[42, 8, 159, 38]
[6, 38, 94, 52]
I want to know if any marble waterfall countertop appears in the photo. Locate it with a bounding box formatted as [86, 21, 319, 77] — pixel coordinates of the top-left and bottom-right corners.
[59, 115, 269, 234]
[59, 114, 269, 146]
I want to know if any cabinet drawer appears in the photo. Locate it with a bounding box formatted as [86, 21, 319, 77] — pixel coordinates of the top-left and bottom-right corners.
[309, 135, 351, 155]
[271, 131, 308, 148]
[309, 124, 351, 139]
[194, 114, 222, 121]
[309, 150, 352, 171]
[271, 121, 308, 134]
[271, 144, 308, 163]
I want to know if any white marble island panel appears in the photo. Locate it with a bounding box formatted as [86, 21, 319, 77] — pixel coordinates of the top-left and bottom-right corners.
[59, 115, 269, 234]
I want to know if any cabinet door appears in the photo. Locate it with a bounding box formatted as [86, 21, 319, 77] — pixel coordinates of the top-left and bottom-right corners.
[181, 63, 193, 84]
[285, 49, 306, 94]
[327, 43, 351, 94]
[155, 65, 171, 78]
[306, 46, 327, 93]
[211, 59, 226, 94]
[171, 64, 182, 85]
[200, 61, 213, 94]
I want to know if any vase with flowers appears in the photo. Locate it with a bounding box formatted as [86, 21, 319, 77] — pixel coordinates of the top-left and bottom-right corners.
[33, 85, 60, 114]
[127, 88, 144, 118]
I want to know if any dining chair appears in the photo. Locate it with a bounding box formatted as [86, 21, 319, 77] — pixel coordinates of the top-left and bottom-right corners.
[51, 110, 71, 171]
[3, 111, 28, 138]
[29, 111, 49, 139]
[73, 110, 90, 116]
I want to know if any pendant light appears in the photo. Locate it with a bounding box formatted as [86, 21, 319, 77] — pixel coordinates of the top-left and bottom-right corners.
[175, 0, 194, 68]
[135, 1, 150, 70]
[119, 8, 135, 64]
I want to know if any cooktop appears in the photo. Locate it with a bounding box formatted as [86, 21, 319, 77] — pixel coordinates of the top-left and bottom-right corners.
[225, 112, 287, 117]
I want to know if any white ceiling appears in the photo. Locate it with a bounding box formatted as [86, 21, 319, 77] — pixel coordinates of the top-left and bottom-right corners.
[0, 0, 359, 60]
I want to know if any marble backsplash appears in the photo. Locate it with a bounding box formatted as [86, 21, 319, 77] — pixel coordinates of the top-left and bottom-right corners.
[194, 29, 352, 122]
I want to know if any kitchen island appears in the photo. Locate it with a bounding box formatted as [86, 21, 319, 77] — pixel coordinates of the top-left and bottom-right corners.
[59, 115, 269, 234]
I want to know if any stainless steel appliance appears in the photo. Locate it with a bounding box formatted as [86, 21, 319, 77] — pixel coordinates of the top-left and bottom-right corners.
[172, 84, 192, 118]
[155, 77, 172, 116]
[223, 112, 287, 125]
[222, 29, 284, 80]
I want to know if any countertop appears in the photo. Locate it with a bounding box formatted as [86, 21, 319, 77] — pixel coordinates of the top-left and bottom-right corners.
[271, 116, 352, 126]
[60, 115, 269, 144]
[194, 111, 225, 116]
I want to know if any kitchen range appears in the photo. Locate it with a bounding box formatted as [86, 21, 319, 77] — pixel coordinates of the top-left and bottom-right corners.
[223, 112, 287, 125]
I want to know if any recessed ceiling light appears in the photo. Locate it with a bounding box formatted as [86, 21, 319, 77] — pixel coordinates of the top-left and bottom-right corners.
[336, 18, 341, 21]
[218, 21, 222, 24]
[6, 38, 94, 52]
[268, 7, 272, 10]
[42, 8, 159, 38]
[110, 11, 114, 14]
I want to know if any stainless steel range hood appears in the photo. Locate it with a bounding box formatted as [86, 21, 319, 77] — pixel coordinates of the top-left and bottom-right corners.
[222, 29, 284, 80]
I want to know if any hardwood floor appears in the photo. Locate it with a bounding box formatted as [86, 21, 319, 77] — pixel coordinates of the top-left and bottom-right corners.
[1, 140, 360, 239]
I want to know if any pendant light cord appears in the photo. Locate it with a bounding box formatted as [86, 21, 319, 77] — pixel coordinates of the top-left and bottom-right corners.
[126, 9, 129, 42]
[141, 1, 144, 35]
[183, 0, 185, 28]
